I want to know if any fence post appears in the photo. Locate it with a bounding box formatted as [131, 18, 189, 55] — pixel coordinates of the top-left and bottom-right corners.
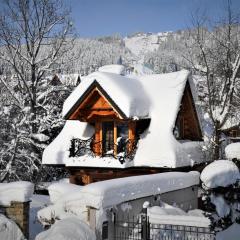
[141, 205, 149, 240]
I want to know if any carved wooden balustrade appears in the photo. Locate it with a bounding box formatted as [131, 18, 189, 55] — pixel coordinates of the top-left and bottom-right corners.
[69, 136, 138, 164]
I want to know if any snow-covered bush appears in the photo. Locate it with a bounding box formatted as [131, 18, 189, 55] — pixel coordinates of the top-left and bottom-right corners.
[35, 217, 96, 240]
[0, 214, 25, 240]
[200, 160, 240, 231]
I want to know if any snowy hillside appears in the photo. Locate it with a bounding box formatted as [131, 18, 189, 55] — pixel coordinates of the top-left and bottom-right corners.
[124, 32, 171, 59]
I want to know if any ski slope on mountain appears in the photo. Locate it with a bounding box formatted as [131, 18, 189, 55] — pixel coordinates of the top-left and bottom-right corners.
[124, 32, 171, 58]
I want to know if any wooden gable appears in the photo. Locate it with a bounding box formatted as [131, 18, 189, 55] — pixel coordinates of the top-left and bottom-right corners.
[68, 86, 123, 121]
[175, 81, 203, 141]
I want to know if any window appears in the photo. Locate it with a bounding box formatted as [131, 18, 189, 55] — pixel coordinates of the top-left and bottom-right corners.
[102, 122, 114, 154]
[99, 121, 132, 156]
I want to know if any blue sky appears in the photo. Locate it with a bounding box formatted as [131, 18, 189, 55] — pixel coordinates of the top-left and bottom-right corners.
[67, 0, 240, 37]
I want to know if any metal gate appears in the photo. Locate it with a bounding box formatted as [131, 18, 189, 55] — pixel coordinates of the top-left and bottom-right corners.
[114, 212, 215, 240]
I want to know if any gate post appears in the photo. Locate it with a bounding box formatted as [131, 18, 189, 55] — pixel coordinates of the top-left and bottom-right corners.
[141, 205, 149, 240]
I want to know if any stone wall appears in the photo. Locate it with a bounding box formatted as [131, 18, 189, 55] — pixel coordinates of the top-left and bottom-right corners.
[0, 201, 30, 239]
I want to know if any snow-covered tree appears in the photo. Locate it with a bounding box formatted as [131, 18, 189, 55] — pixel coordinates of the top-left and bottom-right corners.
[201, 160, 240, 232]
[185, 1, 240, 159]
[0, 0, 74, 182]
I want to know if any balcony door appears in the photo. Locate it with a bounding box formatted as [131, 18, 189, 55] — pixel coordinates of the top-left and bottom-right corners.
[102, 121, 114, 155]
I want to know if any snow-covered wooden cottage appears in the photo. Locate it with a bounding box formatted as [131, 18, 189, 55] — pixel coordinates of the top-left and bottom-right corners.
[42, 65, 204, 185]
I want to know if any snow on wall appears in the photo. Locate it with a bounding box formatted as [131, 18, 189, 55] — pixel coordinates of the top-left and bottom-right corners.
[200, 160, 239, 188]
[44, 68, 204, 168]
[48, 183, 82, 203]
[38, 172, 199, 226]
[0, 181, 34, 206]
[35, 217, 96, 240]
[59, 171, 199, 210]
[225, 143, 240, 160]
[42, 120, 94, 165]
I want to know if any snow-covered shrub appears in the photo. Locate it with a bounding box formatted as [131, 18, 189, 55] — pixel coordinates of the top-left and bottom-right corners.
[200, 160, 240, 231]
[35, 217, 96, 240]
[0, 214, 25, 240]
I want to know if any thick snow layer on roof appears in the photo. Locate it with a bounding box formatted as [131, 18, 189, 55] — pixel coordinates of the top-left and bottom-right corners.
[200, 160, 239, 188]
[98, 64, 125, 75]
[148, 205, 210, 227]
[35, 217, 96, 240]
[42, 120, 94, 165]
[0, 214, 25, 240]
[62, 71, 150, 119]
[225, 143, 240, 160]
[57, 171, 199, 210]
[133, 71, 203, 168]
[0, 181, 34, 206]
[128, 63, 154, 76]
[44, 69, 204, 168]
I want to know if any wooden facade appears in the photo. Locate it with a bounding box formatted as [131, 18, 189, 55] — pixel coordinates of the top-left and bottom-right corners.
[175, 82, 202, 141]
[68, 164, 206, 185]
[64, 79, 203, 185]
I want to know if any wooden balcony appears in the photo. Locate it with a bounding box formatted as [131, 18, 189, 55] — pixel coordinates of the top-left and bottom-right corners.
[69, 137, 138, 164]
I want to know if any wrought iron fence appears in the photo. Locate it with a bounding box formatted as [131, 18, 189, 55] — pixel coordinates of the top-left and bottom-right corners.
[69, 137, 138, 164]
[114, 213, 215, 240]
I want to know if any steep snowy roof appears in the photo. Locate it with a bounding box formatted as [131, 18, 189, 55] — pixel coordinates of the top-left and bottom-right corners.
[62, 71, 150, 119]
[42, 121, 94, 165]
[43, 68, 204, 168]
[133, 71, 203, 167]
[98, 64, 125, 75]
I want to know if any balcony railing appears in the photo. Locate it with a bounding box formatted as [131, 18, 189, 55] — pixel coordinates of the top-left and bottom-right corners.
[69, 136, 138, 164]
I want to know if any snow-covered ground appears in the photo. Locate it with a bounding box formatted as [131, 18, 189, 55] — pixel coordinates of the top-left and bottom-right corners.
[29, 195, 51, 240]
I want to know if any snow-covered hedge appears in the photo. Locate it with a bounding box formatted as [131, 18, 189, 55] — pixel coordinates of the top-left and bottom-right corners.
[0, 181, 34, 206]
[200, 160, 239, 188]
